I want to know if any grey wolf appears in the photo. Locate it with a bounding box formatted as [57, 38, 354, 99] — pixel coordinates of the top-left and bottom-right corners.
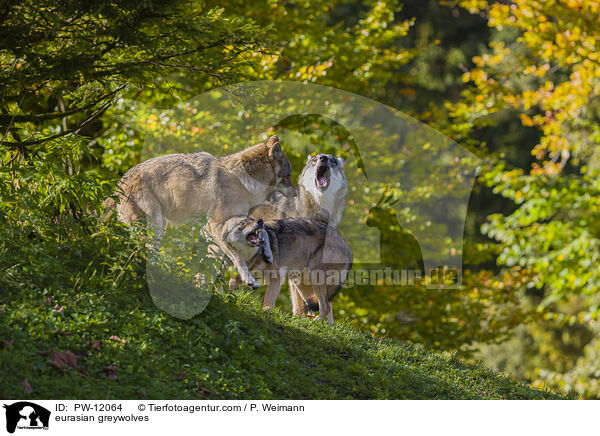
[102, 135, 294, 288]
[249, 153, 348, 312]
[250, 153, 348, 228]
[223, 216, 353, 323]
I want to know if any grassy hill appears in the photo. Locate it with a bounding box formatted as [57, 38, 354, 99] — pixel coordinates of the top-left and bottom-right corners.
[1, 279, 562, 400]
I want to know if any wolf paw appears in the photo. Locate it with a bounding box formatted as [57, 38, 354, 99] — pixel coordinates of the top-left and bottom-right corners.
[246, 278, 260, 290]
[260, 246, 274, 264]
[262, 251, 274, 264]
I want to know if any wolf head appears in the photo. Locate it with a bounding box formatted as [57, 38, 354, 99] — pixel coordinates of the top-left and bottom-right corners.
[223, 216, 268, 259]
[300, 153, 346, 193]
[235, 135, 296, 202]
[297, 153, 348, 227]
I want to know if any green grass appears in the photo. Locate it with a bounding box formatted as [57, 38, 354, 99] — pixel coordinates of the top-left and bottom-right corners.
[1, 283, 562, 400]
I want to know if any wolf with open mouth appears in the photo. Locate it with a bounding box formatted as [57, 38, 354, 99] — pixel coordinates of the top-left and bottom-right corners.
[220, 216, 272, 264]
[102, 135, 293, 289]
[250, 153, 348, 229]
[224, 216, 353, 323]
[248, 153, 349, 316]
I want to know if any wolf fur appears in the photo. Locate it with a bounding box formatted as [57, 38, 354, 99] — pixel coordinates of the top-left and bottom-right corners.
[102, 135, 294, 288]
[249, 153, 348, 310]
[224, 216, 353, 323]
[250, 153, 347, 228]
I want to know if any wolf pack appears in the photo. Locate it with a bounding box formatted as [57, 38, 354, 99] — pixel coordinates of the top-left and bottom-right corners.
[103, 135, 352, 323]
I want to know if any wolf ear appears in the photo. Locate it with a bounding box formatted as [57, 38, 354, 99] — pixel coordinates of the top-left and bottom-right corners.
[306, 154, 313, 164]
[267, 135, 282, 159]
[336, 157, 346, 167]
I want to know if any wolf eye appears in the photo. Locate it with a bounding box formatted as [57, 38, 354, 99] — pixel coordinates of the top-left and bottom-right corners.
[330, 158, 337, 166]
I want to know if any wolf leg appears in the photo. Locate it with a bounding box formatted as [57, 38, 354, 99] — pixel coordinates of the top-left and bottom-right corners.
[207, 221, 260, 289]
[260, 239, 274, 264]
[134, 190, 166, 256]
[219, 240, 260, 289]
[263, 268, 284, 309]
[207, 231, 258, 288]
[289, 280, 307, 315]
[203, 222, 260, 289]
[200, 225, 229, 273]
[316, 288, 334, 324]
[143, 209, 167, 262]
[290, 273, 321, 315]
[326, 302, 334, 323]
[149, 213, 166, 242]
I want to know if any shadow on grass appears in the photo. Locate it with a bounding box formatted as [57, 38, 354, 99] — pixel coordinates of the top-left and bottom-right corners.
[0, 286, 561, 400]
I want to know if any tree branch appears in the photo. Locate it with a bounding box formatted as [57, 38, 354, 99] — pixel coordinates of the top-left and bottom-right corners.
[0, 85, 125, 124]
[0, 84, 125, 148]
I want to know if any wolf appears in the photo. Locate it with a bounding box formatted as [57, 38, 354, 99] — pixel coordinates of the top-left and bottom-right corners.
[222, 216, 353, 323]
[249, 153, 348, 312]
[250, 153, 348, 228]
[102, 135, 295, 288]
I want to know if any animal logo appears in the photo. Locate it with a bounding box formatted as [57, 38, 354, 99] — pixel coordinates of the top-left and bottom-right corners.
[3, 402, 50, 434]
